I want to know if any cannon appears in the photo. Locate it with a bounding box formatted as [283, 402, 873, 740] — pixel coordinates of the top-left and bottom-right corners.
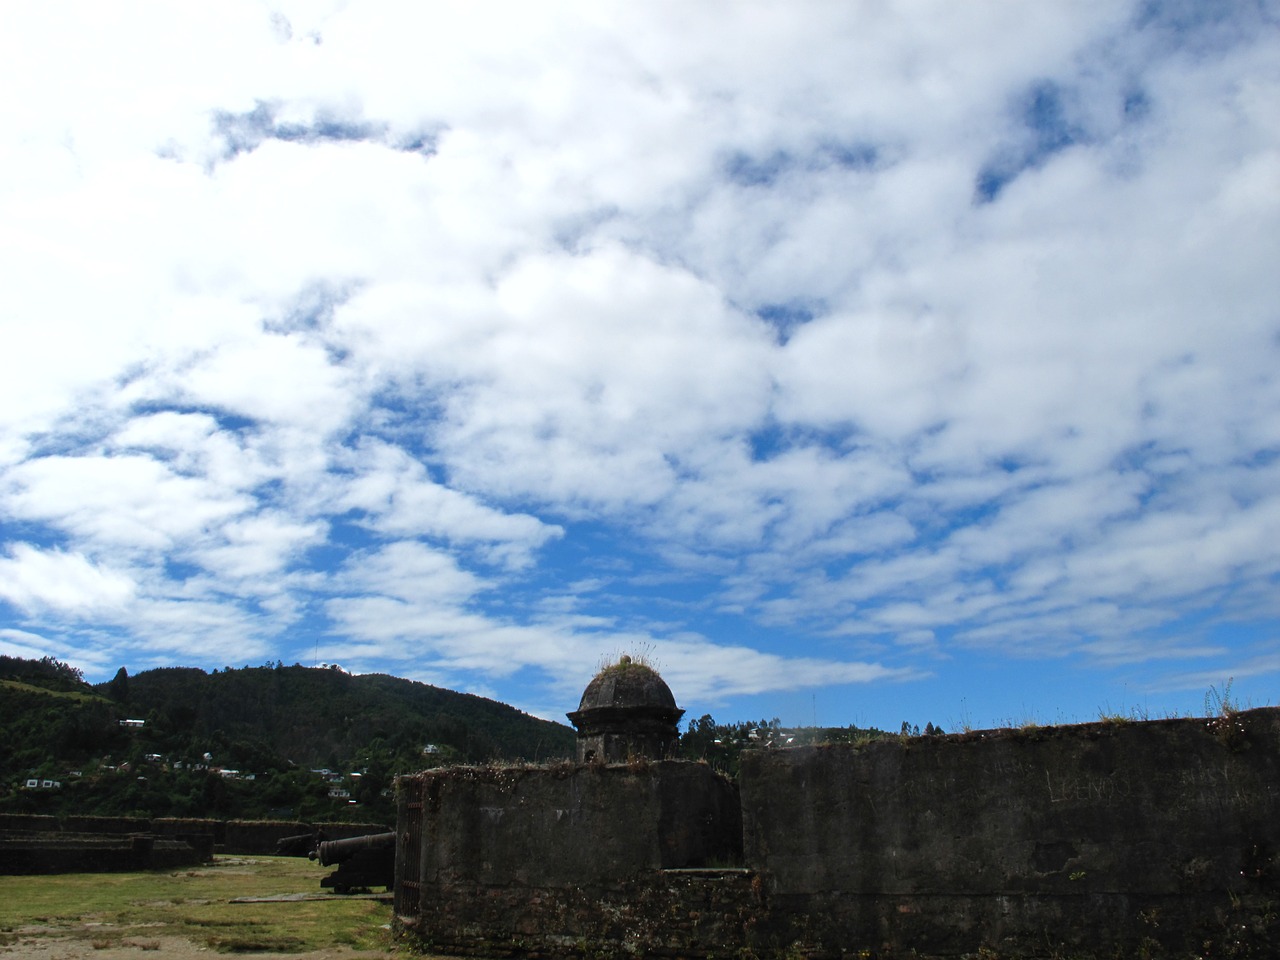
[309, 830, 396, 894]
[274, 832, 320, 857]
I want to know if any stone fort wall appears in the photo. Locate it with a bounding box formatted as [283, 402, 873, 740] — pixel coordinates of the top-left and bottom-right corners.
[395, 707, 1280, 959]
[0, 815, 390, 873]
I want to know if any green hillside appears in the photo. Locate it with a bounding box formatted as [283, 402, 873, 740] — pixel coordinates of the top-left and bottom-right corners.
[0, 656, 575, 823]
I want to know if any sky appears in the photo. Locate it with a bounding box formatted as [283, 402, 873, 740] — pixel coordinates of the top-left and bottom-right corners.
[2, 2, 1279, 734]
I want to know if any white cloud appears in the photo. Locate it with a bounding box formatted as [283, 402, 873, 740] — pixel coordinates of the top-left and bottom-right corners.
[0, 544, 135, 616]
[163, 331, 357, 434]
[775, 308, 969, 439]
[186, 512, 327, 581]
[335, 440, 560, 568]
[3, 455, 252, 551]
[111, 412, 264, 491]
[380, 245, 777, 509]
[2, 2, 1279, 724]
[0, 628, 63, 662]
[335, 540, 488, 605]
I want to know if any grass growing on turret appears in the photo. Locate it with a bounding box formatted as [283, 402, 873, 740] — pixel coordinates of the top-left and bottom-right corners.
[595, 648, 659, 676]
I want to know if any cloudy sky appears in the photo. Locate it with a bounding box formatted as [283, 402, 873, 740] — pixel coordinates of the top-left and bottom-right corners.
[2, 2, 1278, 731]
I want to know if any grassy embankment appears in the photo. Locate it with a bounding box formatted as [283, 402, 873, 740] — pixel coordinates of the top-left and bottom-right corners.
[0, 678, 104, 702]
[0, 855, 396, 954]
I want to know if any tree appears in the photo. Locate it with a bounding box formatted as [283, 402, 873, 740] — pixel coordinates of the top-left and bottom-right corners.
[106, 667, 130, 703]
[41, 656, 84, 687]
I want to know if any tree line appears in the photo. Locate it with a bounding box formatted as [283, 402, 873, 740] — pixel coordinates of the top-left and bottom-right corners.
[0, 657, 575, 823]
[2, 656, 941, 822]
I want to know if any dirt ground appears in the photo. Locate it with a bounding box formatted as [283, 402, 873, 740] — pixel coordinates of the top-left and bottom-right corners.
[1, 928, 396, 960]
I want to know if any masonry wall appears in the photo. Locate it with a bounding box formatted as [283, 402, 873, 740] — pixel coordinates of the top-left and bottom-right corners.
[0, 815, 217, 874]
[222, 819, 390, 854]
[740, 707, 1280, 957]
[396, 709, 1280, 959]
[395, 760, 747, 957]
[0, 834, 209, 874]
[0, 815, 392, 873]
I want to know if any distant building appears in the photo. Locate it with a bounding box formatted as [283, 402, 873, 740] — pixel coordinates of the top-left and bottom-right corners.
[213, 769, 255, 780]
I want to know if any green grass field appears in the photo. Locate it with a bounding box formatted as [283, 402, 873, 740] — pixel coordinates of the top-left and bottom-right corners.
[0, 855, 397, 954]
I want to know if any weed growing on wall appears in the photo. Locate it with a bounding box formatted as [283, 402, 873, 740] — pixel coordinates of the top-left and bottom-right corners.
[1204, 678, 1250, 751]
[1205, 678, 1239, 718]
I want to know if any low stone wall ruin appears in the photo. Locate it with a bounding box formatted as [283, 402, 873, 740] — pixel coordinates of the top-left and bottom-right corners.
[0, 815, 390, 874]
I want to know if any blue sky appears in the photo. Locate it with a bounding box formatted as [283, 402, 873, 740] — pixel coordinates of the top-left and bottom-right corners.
[2, 2, 1278, 732]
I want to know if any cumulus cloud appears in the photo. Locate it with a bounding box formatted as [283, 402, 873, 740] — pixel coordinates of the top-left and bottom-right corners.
[3, 455, 253, 551]
[0, 544, 136, 616]
[1, 2, 1278, 725]
[334, 440, 561, 568]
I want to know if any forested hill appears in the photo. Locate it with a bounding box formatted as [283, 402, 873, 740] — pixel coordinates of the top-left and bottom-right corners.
[99, 662, 576, 769]
[0, 657, 575, 821]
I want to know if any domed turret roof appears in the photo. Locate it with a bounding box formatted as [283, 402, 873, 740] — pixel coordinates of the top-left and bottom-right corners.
[575, 655, 678, 713]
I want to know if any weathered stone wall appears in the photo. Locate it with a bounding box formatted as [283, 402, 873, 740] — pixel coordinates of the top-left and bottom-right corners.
[0, 813, 58, 833]
[0, 815, 391, 872]
[0, 834, 207, 874]
[395, 760, 745, 957]
[316, 820, 393, 842]
[57, 815, 151, 835]
[740, 707, 1280, 957]
[401, 760, 740, 885]
[152, 817, 223, 837]
[400, 868, 763, 958]
[0, 815, 221, 869]
[224, 818, 312, 854]
[396, 709, 1280, 959]
[0, 814, 225, 839]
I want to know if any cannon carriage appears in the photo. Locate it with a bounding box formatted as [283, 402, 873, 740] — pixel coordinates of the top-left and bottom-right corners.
[309, 830, 397, 894]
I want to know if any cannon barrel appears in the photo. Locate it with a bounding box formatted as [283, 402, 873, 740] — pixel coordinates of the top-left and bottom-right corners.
[274, 832, 318, 857]
[309, 831, 396, 867]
